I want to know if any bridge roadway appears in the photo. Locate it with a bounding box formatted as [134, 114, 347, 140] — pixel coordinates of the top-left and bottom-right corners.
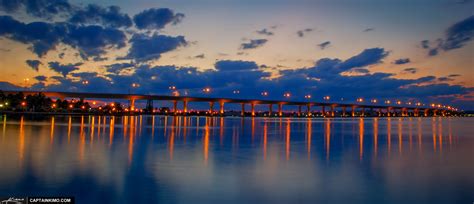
[2, 90, 452, 116]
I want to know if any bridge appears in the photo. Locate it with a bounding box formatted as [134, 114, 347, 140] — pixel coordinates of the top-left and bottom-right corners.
[2, 90, 456, 117]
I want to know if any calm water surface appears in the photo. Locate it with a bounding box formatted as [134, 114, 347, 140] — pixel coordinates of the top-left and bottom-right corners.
[0, 115, 473, 203]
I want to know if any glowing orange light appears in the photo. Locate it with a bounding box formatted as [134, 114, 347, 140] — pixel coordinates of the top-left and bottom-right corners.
[371, 99, 377, 103]
[81, 106, 85, 109]
[21, 102, 26, 106]
[203, 87, 211, 93]
[69, 104, 73, 108]
[357, 98, 364, 102]
[305, 94, 311, 99]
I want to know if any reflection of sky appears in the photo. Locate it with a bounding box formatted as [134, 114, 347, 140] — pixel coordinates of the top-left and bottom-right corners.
[0, 116, 473, 203]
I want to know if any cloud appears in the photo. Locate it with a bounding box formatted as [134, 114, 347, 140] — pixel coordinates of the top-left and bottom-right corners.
[422, 15, 474, 56]
[0, 0, 73, 19]
[48, 61, 81, 76]
[240, 39, 268, 49]
[105, 63, 134, 74]
[126, 34, 187, 62]
[296, 28, 313, 37]
[64, 24, 127, 59]
[69, 4, 132, 28]
[317, 41, 331, 50]
[393, 58, 411, 65]
[0, 16, 127, 58]
[441, 15, 474, 50]
[194, 54, 205, 59]
[215, 60, 258, 71]
[338, 47, 389, 70]
[25, 59, 42, 71]
[363, 28, 375, 32]
[402, 68, 418, 74]
[133, 8, 184, 30]
[34, 75, 47, 81]
[256, 28, 274, 36]
[6, 48, 472, 109]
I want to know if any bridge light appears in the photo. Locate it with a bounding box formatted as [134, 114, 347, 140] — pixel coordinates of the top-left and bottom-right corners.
[284, 92, 291, 98]
[233, 90, 240, 94]
[82, 80, 89, 85]
[21, 101, 26, 106]
[385, 100, 391, 104]
[407, 102, 412, 105]
[431, 104, 435, 107]
[52, 104, 56, 108]
[371, 99, 377, 103]
[203, 87, 211, 93]
[261, 91, 268, 96]
[323, 96, 330, 101]
[357, 98, 364, 102]
[132, 83, 140, 88]
[396, 101, 401, 105]
[304, 94, 311, 99]
[169, 86, 176, 90]
[92, 101, 96, 105]
[69, 104, 73, 108]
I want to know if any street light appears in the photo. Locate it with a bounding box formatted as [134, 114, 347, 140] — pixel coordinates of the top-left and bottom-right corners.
[203, 87, 211, 93]
[371, 99, 377, 103]
[169, 86, 176, 90]
[233, 90, 240, 94]
[385, 100, 391, 104]
[284, 92, 291, 98]
[304, 94, 311, 99]
[323, 96, 330, 101]
[356, 98, 364, 102]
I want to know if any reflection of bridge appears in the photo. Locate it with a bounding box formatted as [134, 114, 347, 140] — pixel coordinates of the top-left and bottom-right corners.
[4, 91, 456, 117]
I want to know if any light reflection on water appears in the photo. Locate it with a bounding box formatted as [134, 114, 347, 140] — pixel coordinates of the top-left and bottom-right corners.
[0, 115, 473, 203]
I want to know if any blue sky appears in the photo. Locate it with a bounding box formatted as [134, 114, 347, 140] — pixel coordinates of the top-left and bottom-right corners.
[0, 0, 473, 109]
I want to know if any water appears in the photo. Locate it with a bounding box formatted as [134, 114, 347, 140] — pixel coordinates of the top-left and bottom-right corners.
[0, 115, 473, 204]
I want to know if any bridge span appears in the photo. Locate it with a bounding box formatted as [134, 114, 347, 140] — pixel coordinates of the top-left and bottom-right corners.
[2, 90, 455, 117]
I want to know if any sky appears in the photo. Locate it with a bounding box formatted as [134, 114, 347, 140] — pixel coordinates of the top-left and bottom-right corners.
[0, 0, 473, 109]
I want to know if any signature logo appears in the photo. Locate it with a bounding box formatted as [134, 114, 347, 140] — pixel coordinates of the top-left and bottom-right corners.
[0, 197, 26, 204]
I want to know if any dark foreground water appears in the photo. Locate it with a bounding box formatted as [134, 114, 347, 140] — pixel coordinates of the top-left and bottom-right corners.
[0, 115, 473, 204]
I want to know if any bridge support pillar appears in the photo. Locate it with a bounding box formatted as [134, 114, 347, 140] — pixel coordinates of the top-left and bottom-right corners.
[209, 102, 214, 115]
[433, 109, 438, 117]
[361, 108, 365, 117]
[146, 99, 153, 112]
[322, 106, 326, 117]
[241, 103, 245, 117]
[298, 105, 302, 116]
[173, 101, 177, 114]
[278, 104, 283, 117]
[307, 104, 311, 116]
[351, 106, 355, 117]
[330, 105, 335, 117]
[183, 100, 188, 114]
[219, 101, 225, 115]
[387, 107, 391, 117]
[424, 109, 429, 117]
[251, 103, 256, 117]
[130, 99, 136, 111]
[342, 106, 346, 117]
[269, 104, 273, 116]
